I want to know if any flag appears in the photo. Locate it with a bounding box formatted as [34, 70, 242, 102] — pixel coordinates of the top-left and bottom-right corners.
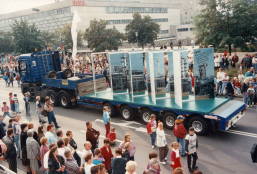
[55, 44, 59, 50]
[71, 10, 81, 62]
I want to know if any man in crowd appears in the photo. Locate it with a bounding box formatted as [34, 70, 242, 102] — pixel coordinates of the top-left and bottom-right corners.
[64, 150, 83, 174]
[82, 141, 92, 165]
[245, 67, 255, 79]
[143, 158, 159, 174]
[111, 148, 127, 174]
[2, 128, 17, 173]
[44, 96, 60, 128]
[221, 73, 229, 95]
[86, 121, 100, 156]
[26, 129, 40, 174]
[12, 115, 21, 153]
[57, 139, 66, 160]
[57, 130, 63, 140]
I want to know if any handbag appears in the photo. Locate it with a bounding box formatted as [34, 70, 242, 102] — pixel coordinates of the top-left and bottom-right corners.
[42, 110, 49, 117]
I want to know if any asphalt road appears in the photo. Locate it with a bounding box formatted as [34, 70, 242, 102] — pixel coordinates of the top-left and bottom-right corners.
[0, 80, 256, 174]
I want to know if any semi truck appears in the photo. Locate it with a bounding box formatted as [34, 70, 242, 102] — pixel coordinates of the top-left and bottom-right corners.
[18, 50, 246, 135]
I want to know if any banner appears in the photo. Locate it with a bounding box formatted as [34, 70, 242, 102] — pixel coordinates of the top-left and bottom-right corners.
[193, 48, 215, 100]
[149, 53, 156, 104]
[173, 51, 182, 107]
[168, 51, 174, 98]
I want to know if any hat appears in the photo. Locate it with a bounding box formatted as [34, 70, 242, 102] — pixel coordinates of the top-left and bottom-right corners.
[177, 115, 184, 120]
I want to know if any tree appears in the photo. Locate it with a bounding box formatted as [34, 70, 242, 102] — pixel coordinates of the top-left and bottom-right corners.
[125, 13, 160, 49]
[194, 0, 257, 54]
[0, 31, 14, 53]
[41, 30, 60, 49]
[83, 19, 125, 52]
[11, 20, 44, 53]
[61, 23, 84, 50]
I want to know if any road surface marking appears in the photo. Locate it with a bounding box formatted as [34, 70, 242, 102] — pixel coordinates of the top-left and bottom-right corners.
[223, 130, 257, 138]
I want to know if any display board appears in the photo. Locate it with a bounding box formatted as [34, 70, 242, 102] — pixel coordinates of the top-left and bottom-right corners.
[193, 48, 215, 100]
[109, 52, 130, 94]
[173, 51, 183, 107]
[167, 51, 174, 98]
[180, 51, 189, 100]
[129, 52, 146, 98]
[148, 53, 156, 104]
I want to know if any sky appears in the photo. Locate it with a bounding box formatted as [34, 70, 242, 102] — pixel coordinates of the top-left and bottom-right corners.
[0, 0, 57, 14]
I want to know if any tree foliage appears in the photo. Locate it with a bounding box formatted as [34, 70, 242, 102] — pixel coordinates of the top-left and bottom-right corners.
[125, 13, 160, 49]
[84, 19, 124, 52]
[61, 23, 84, 50]
[11, 20, 44, 53]
[41, 30, 60, 49]
[194, 0, 257, 53]
[0, 31, 14, 53]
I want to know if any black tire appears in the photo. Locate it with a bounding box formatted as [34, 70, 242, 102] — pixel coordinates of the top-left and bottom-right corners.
[163, 112, 177, 130]
[189, 116, 209, 135]
[47, 90, 59, 106]
[59, 93, 72, 109]
[63, 68, 72, 79]
[120, 106, 135, 121]
[140, 108, 154, 124]
[103, 103, 117, 117]
[47, 71, 58, 79]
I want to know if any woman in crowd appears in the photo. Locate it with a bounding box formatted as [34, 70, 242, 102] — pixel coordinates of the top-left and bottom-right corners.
[125, 161, 137, 174]
[40, 137, 49, 173]
[156, 122, 169, 165]
[66, 130, 81, 167]
[238, 70, 245, 85]
[37, 125, 45, 146]
[100, 138, 113, 174]
[242, 77, 250, 105]
[84, 153, 95, 174]
[20, 123, 31, 174]
[119, 134, 136, 161]
[45, 124, 56, 146]
[48, 146, 66, 174]
[97, 163, 107, 174]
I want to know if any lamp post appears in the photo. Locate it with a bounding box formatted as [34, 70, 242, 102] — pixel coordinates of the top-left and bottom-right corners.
[135, 31, 138, 49]
[32, 8, 65, 64]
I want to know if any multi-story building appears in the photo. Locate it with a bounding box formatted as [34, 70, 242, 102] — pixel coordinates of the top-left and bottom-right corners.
[0, 0, 181, 38]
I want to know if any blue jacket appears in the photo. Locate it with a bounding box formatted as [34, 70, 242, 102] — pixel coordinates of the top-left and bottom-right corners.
[103, 112, 110, 125]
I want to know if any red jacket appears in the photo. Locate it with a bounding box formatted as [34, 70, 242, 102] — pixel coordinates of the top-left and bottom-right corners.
[100, 146, 113, 170]
[146, 121, 158, 134]
[173, 120, 187, 138]
[107, 132, 116, 142]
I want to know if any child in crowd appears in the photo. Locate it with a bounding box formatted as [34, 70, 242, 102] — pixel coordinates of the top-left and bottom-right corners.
[9, 92, 15, 113]
[170, 142, 182, 171]
[12, 94, 19, 114]
[122, 142, 130, 161]
[36, 96, 46, 124]
[185, 127, 198, 174]
[247, 84, 255, 107]
[23, 93, 30, 116]
[8, 75, 13, 87]
[3, 74, 8, 86]
[92, 148, 104, 165]
[2, 102, 13, 121]
[16, 74, 20, 87]
[146, 114, 157, 148]
[103, 106, 111, 137]
[234, 78, 242, 95]
[107, 127, 116, 145]
[146, 152, 161, 174]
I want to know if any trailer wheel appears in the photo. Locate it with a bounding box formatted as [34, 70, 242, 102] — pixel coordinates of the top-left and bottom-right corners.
[63, 68, 72, 79]
[59, 93, 72, 109]
[103, 103, 117, 117]
[140, 108, 154, 124]
[163, 112, 177, 130]
[189, 116, 208, 135]
[47, 91, 59, 106]
[47, 71, 58, 79]
[120, 106, 134, 120]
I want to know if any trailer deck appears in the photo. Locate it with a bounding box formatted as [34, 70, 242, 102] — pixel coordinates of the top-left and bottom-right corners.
[80, 89, 230, 114]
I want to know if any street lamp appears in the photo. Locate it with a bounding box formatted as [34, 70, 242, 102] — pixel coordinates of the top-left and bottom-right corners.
[135, 31, 138, 49]
[32, 8, 64, 55]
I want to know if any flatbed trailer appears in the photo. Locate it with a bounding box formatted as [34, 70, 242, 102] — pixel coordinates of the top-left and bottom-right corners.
[18, 50, 246, 135]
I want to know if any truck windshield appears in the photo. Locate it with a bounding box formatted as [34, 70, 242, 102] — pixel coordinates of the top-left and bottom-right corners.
[20, 61, 26, 71]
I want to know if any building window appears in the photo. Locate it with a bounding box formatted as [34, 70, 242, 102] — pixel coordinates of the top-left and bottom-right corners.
[185, 12, 187, 15]
[177, 28, 189, 32]
[158, 30, 169, 34]
[106, 18, 168, 25]
[106, 7, 168, 13]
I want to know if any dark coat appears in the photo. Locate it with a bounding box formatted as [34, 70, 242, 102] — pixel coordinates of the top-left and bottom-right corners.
[69, 138, 77, 150]
[0, 122, 6, 139]
[241, 83, 249, 93]
[122, 150, 130, 161]
[251, 143, 257, 163]
[227, 82, 234, 95]
[48, 155, 65, 174]
[2, 136, 17, 159]
[20, 130, 28, 152]
[86, 128, 100, 149]
[111, 157, 127, 174]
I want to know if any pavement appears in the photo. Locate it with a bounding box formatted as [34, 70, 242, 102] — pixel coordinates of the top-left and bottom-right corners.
[0, 80, 256, 174]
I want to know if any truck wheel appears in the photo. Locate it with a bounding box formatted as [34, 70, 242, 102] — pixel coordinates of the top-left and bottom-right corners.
[47, 71, 58, 79]
[189, 116, 208, 135]
[63, 69, 72, 79]
[120, 106, 134, 121]
[140, 108, 154, 124]
[103, 103, 117, 117]
[47, 91, 59, 106]
[59, 93, 72, 109]
[163, 112, 177, 130]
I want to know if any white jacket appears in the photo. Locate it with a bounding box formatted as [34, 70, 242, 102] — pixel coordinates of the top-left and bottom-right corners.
[156, 128, 167, 147]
